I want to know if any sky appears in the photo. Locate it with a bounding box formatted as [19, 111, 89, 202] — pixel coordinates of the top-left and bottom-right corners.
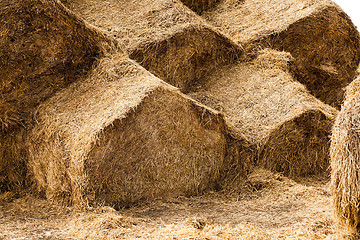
[332, 0, 360, 29]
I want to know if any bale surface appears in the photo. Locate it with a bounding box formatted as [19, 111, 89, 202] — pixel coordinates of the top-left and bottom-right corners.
[0, 0, 114, 191]
[62, 0, 241, 92]
[203, 0, 360, 108]
[330, 76, 360, 234]
[27, 54, 234, 208]
[189, 49, 338, 176]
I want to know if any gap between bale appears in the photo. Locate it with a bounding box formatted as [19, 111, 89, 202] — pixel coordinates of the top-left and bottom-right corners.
[180, 0, 221, 14]
[330, 76, 360, 235]
[62, 0, 242, 93]
[27, 54, 250, 208]
[203, 0, 360, 108]
[189, 49, 338, 177]
[0, 128, 27, 192]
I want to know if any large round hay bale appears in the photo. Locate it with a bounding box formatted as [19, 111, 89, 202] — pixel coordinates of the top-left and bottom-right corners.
[203, 0, 360, 108]
[0, 0, 114, 191]
[62, 0, 241, 92]
[27, 54, 243, 208]
[330, 76, 360, 235]
[189, 49, 338, 176]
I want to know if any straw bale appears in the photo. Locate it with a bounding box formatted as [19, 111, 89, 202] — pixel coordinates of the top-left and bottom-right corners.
[27, 54, 235, 208]
[330, 76, 360, 234]
[0, 0, 115, 191]
[189, 49, 338, 176]
[62, 0, 241, 92]
[203, 0, 360, 108]
[0, 0, 114, 131]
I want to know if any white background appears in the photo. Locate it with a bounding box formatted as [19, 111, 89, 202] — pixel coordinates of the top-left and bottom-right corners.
[332, 0, 360, 29]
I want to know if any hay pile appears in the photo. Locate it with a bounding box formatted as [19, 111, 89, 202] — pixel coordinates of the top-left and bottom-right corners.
[27, 54, 236, 208]
[189, 49, 338, 176]
[330, 76, 360, 235]
[0, 0, 114, 191]
[203, 0, 360, 108]
[62, 0, 241, 92]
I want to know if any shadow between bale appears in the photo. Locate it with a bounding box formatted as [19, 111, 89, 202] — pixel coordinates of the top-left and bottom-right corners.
[180, 0, 221, 14]
[0, 128, 27, 192]
[129, 26, 240, 92]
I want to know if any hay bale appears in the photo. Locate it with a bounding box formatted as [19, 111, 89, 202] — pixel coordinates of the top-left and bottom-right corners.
[0, 0, 114, 131]
[0, 0, 115, 191]
[203, 0, 360, 108]
[189, 49, 338, 176]
[330, 76, 360, 234]
[62, 0, 241, 92]
[27, 54, 237, 208]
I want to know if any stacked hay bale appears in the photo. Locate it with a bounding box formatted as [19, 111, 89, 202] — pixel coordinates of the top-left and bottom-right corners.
[189, 49, 338, 176]
[330, 76, 360, 235]
[0, 0, 114, 191]
[62, 0, 241, 92]
[27, 54, 240, 208]
[202, 0, 360, 108]
[1, 0, 354, 211]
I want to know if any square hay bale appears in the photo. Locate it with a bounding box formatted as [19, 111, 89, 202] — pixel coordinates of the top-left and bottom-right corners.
[62, 0, 242, 92]
[27, 54, 245, 208]
[202, 0, 360, 108]
[189, 49, 338, 177]
[0, 0, 115, 191]
[330, 76, 360, 235]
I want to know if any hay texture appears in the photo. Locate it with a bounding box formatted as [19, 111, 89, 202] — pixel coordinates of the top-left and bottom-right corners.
[330, 76, 360, 235]
[62, 0, 241, 92]
[203, 0, 360, 108]
[28, 54, 231, 208]
[189, 49, 338, 177]
[0, 0, 114, 191]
